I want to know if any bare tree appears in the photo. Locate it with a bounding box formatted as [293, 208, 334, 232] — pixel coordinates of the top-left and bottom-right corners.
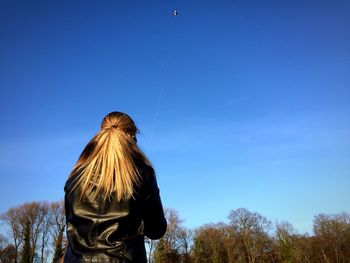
[313, 212, 350, 263]
[193, 223, 227, 263]
[228, 208, 272, 263]
[29, 202, 47, 263]
[49, 200, 66, 262]
[163, 208, 184, 253]
[291, 234, 314, 263]
[220, 222, 238, 263]
[178, 227, 193, 262]
[145, 237, 156, 263]
[15, 202, 46, 263]
[38, 202, 50, 263]
[1, 207, 24, 263]
[153, 208, 188, 263]
[0, 244, 17, 263]
[2, 200, 67, 263]
[275, 221, 295, 262]
[0, 234, 8, 249]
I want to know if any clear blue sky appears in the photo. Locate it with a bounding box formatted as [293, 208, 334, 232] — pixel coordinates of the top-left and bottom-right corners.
[1, 0, 349, 234]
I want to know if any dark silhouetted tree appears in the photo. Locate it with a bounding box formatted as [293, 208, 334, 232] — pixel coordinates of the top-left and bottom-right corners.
[49, 201, 66, 263]
[1, 207, 23, 262]
[228, 208, 273, 263]
[0, 244, 17, 263]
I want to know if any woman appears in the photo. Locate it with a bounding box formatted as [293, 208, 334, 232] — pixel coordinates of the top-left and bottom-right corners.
[64, 111, 167, 262]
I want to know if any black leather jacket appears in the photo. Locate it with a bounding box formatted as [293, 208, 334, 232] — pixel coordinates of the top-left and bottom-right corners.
[64, 162, 167, 263]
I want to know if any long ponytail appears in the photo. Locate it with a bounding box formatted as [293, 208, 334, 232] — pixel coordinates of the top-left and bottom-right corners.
[69, 112, 151, 201]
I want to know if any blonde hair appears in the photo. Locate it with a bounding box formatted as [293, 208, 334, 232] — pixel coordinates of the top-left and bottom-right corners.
[69, 111, 151, 201]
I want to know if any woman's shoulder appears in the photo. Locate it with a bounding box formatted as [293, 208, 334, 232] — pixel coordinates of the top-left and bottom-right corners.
[133, 158, 155, 177]
[133, 160, 158, 195]
[141, 164, 155, 175]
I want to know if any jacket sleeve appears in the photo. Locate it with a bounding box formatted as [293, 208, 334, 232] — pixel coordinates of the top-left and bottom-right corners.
[142, 166, 167, 240]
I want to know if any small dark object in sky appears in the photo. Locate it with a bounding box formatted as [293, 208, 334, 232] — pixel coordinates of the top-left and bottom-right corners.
[172, 10, 178, 16]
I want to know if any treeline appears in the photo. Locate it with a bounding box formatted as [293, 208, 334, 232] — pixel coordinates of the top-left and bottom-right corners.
[0, 201, 65, 263]
[1, 202, 350, 263]
[148, 208, 350, 263]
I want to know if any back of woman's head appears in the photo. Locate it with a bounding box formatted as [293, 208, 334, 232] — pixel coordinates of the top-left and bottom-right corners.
[100, 111, 138, 137]
[70, 111, 151, 201]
